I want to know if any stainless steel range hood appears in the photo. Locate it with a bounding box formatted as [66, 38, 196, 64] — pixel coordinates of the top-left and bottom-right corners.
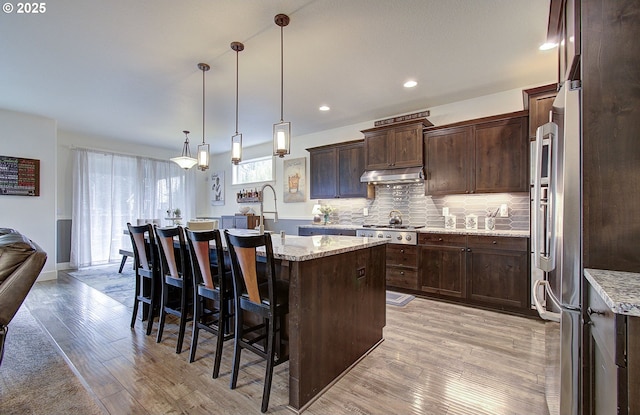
[359, 166, 424, 184]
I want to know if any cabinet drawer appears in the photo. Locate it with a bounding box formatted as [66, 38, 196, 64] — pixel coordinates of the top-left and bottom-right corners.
[466, 235, 528, 251]
[418, 233, 466, 246]
[588, 283, 619, 366]
[386, 245, 417, 267]
[386, 267, 418, 290]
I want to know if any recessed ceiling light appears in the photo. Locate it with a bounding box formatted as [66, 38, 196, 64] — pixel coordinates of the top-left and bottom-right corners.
[403, 80, 417, 88]
[539, 42, 558, 51]
[319, 105, 330, 111]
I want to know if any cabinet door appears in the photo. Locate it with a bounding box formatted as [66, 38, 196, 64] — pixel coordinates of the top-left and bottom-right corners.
[392, 124, 423, 168]
[528, 87, 557, 140]
[364, 130, 392, 170]
[466, 246, 528, 309]
[419, 245, 466, 298]
[337, 143, 367, 198]
[309, 147, 337, 199]
[424, 126, 472, 195]
[474, 116, 528, 193]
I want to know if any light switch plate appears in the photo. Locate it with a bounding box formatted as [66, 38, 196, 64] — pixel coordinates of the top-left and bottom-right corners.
[363, 207, 369, 216]
[499, 204, 508, 217]
[442, 207, 449, 216]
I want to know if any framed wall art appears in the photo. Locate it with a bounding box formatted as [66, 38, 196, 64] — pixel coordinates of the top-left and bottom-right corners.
[283, 157, 306, 203]
[210, 170, 225, 206]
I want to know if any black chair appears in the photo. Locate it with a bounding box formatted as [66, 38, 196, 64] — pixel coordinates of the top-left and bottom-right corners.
[155, 225, 192, 353]
[127, 222, 160, 335]
[223, 230, 289, 413]
[185, 228, 234, 378]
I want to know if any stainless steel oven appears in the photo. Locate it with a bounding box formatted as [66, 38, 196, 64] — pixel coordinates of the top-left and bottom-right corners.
[356, 225, 421, 246]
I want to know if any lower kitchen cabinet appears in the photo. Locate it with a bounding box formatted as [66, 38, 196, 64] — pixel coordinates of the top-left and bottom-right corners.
[418, 234, 466, 298]
[466, 236, 529, 310]
[386, 245, 418, 290]
[414, 232, 530, 314]
[585, 280, 640, 415]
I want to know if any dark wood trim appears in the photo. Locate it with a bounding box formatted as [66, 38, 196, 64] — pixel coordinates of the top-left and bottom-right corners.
[305, 139, 363, 153]
[522, 83, 558, 110]
[360, 118, 432, 134]
[424, 110, 529, 131]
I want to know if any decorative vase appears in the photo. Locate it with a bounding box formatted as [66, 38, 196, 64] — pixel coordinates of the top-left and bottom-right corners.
[323, 213, 329, 225]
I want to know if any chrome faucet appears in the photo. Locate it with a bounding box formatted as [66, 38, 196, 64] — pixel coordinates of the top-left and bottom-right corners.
[259, 183, 278, 235]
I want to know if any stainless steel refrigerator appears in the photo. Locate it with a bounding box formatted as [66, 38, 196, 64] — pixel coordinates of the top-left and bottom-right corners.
[531, 81, 582, 415]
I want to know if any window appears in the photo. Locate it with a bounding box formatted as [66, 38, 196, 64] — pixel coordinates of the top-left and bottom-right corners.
[232, 155, 274, 185]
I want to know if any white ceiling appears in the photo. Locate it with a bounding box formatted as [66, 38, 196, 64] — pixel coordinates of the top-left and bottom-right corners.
[0, 0, 555, 154]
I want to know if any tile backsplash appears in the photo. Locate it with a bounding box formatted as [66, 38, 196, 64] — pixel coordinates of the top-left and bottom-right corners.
[317, 183, 529, 231]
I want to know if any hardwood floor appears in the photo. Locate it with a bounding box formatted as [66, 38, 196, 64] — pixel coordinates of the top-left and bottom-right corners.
[25, 271, 549, 415]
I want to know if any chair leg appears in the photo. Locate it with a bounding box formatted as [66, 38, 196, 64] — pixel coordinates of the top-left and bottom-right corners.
[0, 325, 7, 367]
[176, 307, 188, 354]
[131, 278, 140, 329]
[261, 317, 276, 413]
[212, 300, 226, 378]
[230, 307, 243, 389]
[189, 298, 201, 363]
[118, 255, 127, 273]
[146, 278, 156, 336]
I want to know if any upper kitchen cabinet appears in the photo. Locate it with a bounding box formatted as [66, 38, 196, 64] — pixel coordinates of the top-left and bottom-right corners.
[361, 119, 432, 170]
[424, 111, 529, 195]
[307, 140, 367, 199]
[523, 83, 558, 140]
[548, 0, 580, 84]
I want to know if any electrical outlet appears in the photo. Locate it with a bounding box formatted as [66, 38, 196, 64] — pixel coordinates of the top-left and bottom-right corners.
[499, 204, 508, 217]
[442, 207, 449, 216]
[363, 207, 369, 216]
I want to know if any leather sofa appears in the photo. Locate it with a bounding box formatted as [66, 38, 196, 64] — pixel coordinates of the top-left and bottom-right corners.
[0, 228, 47, 365]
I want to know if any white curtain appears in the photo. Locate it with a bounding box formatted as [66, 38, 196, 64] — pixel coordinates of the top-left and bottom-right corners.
[70, 148, 195, 268]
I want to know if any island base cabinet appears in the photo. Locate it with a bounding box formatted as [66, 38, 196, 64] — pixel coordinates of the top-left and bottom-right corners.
[285, 244, 386, 410]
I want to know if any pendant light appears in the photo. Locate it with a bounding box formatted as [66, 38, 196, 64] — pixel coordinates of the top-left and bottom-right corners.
[196, 63, 210, 171]
[171, 130, 198, 169]
[273, 13, 291, 158]
[230, 41, 244, 165]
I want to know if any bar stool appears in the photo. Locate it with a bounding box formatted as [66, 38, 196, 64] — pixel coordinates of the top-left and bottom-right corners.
[224, 230, 289, 413]
[185, 228, 234, 378]
[127, 222, 160, 335]
[155, 225, 192, 354]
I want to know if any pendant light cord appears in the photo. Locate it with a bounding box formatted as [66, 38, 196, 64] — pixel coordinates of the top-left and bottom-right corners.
[280, 24, 284, 123]
[235, 48, 239, 134]
[202, 67, 206, 144]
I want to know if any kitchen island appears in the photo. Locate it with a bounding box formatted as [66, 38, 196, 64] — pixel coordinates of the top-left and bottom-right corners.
[228, 232, 388, 412]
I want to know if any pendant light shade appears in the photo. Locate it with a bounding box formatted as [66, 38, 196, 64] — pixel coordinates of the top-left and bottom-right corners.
[273, 13, 291, 158]
[231, 41, 244, 165]
[171, 130, 198, 169]
[196, 63, 210, 171]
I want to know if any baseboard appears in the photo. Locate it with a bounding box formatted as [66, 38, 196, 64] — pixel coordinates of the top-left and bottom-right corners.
[37, 269, 58, 281]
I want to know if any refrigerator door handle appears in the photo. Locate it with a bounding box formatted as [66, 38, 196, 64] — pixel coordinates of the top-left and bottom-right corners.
[533, 122, 558, 272]
[533, 279, 561, 322]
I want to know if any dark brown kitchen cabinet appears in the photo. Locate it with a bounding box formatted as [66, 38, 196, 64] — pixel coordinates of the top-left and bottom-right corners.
[386, 245, 418, 290]
[523, 83, 558, 140]
[307, 140, 366, 199]
[417, 233, 530, 314]
[418, 233, 466, 299]
[585, 280, 640, 415]
[361, 119, 432, 170]
[466, 236, 529, 310]
[424, 126, 473, 195]
[424, 111, 529, 196]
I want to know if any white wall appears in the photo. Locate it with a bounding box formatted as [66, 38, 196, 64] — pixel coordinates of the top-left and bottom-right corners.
[196, 84, 551, 221]
[0, 109, 57, 280]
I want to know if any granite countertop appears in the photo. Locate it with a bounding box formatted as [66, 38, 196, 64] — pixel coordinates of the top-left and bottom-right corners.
[226, 230, 387, 262]
[585, 268, 640, 317]
[419, 228, 530, 238]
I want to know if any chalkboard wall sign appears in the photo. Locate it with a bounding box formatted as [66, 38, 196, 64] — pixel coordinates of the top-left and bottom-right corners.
[0, 155, 40, 196]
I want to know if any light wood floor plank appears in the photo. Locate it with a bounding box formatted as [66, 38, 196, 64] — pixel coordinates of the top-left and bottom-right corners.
[25, 271, 549, 415]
